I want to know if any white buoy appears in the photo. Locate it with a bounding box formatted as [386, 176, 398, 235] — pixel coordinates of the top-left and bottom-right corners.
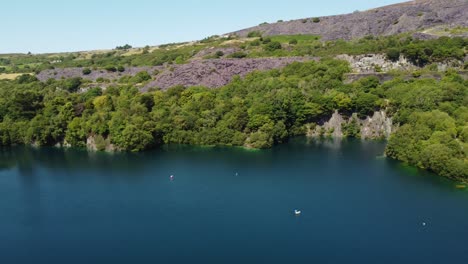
[422, 222, 426, 227]
[294, 210, 302, 215]
[170, 175, 174, 181]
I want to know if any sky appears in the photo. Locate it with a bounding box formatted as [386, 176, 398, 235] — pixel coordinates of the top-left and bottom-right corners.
[1, 0, 405, 54]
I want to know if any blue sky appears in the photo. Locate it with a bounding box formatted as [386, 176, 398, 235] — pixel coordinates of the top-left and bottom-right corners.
[2, 0, 404, 54]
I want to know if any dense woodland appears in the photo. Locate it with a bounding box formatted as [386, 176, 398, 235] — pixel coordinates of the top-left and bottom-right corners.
[0, 34, 467, 182]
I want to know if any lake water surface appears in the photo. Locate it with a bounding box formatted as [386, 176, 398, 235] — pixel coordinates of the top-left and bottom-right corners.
[1, 138, 467, 263]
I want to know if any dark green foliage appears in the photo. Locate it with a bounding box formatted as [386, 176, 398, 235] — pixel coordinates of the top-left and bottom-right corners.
[229, 52, 247, 59]
[17, 74, 38, 84]
[215, 51, 224, 58]
[250, 40, 261, 47]
[0, 60, 351, 151]
[264, 42, 282, 52]
[82, 68, 92, 75]
[342, 118, 361, 137]
[129, 71, 152, 84]
[105, 66, 117, 72]
[247, 31, 262, 38]
[116, 44, 132, 50]
[64, 77, 82, 92]
[289, 39, 298, 45]
[261, 37, 272, 44]
[386, 48, 400, 61]
[312, 18, 320, 23]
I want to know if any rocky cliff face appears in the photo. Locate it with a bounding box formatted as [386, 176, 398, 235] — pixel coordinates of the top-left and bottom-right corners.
[37, 57, 312, 91]
[337, 53, 465, 74]
[142, 57, 312, 90]
[336, 54, 417, 73]
[308, 111, 394, 140]
[86, 136, 117, 152]
[231, 0, 468, 40]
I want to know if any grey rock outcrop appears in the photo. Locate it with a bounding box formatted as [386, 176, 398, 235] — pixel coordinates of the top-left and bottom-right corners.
[143, 57, 312, 90]
[230, 0, 468, 40]
[37, 57, 313, 90]
[308, 111, 394, 139]
[336, 54, 417, 73]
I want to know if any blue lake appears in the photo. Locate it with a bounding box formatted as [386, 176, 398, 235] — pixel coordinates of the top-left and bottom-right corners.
[0, 138, 467, 263]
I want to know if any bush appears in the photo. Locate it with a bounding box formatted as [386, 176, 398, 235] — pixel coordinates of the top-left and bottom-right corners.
[215, 51, 224, 58]
[261, 37, 272, 44]
[115, 44, 132, 50]
[229, 52, 247, 59]
[250, 40, 261, 47]
[289, 39, 298, 45]
[247, 31, 262, 38]
[117, 66, 125, 72]
[132, 71, 152, 83]
[386, 48, 400, 62]
[312, 18, 320, 23]
[64, 77, 82, 93]
[105, 66, 117, 72]
[82, 68, 92, 75]
[264, 42, 282, 52]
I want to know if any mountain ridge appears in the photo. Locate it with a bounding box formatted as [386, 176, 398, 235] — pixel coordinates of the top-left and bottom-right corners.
[229, 0, 468, 40]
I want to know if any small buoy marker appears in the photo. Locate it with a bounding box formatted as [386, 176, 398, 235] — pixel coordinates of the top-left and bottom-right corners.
[170, 175, 174, 181]
[422, 222, 426, 227]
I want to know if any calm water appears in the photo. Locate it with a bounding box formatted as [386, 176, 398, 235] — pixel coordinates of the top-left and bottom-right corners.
[0, 138, 467, 264]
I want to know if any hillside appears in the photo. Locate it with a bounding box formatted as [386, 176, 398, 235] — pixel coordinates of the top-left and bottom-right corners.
[231, 0, 468, 40]
[0, 0, 467, 181]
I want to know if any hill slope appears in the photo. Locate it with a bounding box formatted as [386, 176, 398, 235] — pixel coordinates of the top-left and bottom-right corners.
[231, 0, 468, 40]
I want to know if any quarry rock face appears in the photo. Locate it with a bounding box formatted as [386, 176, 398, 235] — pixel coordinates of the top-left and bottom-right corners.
[37, 57, 313, 90]
[308, 111, 395, 140]
[143, 57, 312, 90]
[336, 54, 417, 73]
[231, 0, 468, 40]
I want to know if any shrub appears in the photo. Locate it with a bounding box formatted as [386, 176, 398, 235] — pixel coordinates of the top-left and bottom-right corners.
[115, 44, 132, 50]
[117, 66, 125, 72]
[261, 37, 272, 44]
[132, 71, 152, 83]
[64, 77, 82, 93]
[289, 39, 298, 45]
[313, 18, 320, 23]
[215, 51, 224, 58]
[105, 66, 117, 72]
[250, 40, 261, 47]
[229, 52, 247, 59]
[264, 42, 282, 52]
[386, 48, 400, 62]
[82, 68, 92, 75]
[247, 31, 262, 38]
